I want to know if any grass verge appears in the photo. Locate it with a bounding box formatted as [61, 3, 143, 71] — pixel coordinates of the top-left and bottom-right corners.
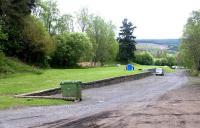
[0, 53, 42, 78]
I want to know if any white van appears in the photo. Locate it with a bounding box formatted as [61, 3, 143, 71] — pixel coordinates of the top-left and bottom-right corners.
[155, 68, 164, 76]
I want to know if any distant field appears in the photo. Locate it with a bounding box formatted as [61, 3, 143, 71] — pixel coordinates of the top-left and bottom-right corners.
[136, 39, 180, 53]
[136, 39, 180, 46]
[0, 65, 174, 109]
[136, 43, 168, 51]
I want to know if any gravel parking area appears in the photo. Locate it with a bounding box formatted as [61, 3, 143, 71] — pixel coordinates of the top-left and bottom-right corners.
[0, 70, 187, 128]
[60, 75, 200, 128]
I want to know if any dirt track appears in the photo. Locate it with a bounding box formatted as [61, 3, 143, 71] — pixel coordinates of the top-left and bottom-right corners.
[0, 70, 194, 128]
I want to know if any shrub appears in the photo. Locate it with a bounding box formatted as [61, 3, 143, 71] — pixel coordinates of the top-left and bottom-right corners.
[135, 52, 153, 65]
[154, 56, 176, 66]
[166, 56, 176, 67]
[154, 59, 161, 66]
[50, 32, 93, 68]
[160, 58, 168, 66]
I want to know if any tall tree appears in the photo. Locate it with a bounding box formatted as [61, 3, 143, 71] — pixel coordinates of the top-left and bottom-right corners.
[22, 15, 55, 66]
[35, 0, 59, 35]
[180, 10, 200, 73]
[86, 16, 118, 65]
[0, 0, 36, 58]
[56, 14, 74, 34]
[117, 18, 136, 63]
[0, 0, 35, 24]
[76, 8, 91, 32]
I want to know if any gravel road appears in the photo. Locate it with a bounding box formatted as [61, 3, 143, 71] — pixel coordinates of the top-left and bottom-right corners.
[0, 70, 187, 128]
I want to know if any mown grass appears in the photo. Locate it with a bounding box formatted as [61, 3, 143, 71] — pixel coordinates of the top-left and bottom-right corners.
[0, 96, 66, 110]
[0, 61, 174, 110]
[0, 66, 141, 95]
[132, 63, 175, 73]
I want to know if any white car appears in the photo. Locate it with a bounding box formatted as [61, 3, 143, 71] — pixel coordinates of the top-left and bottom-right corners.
[155, 68, 164, 76]
[171, 66, 178, 69]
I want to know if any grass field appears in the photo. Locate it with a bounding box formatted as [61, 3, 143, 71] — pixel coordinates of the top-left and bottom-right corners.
[0, 65, 174, 110]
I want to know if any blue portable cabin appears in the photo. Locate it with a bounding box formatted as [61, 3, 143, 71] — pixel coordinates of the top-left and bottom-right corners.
[126, 64, 134, 71]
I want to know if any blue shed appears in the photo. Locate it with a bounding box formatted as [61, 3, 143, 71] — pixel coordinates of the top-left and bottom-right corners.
[126, 64, 134, 71]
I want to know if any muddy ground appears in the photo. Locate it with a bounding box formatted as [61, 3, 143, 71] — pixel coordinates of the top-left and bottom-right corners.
[56, 77, 200, 128]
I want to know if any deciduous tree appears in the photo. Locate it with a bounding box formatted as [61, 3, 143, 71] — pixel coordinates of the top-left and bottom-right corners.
[86, 16, 118, 65]
[76, 8, 91, 32]
[56, 14, 74, 34]
[22, 16, 55, 66]
[180, 10, 200, 73]
[35, 0, 59, 35]
[50, 32, 93, 67]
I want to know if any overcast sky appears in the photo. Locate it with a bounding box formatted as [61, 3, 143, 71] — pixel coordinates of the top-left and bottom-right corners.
[57, 0, 200, 39]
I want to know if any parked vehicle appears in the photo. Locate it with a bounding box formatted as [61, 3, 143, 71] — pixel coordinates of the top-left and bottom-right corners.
[155, 68, 164, 76]
[171, 66, 178, 69]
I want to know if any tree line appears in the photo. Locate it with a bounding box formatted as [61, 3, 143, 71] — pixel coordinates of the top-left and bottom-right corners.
[0, 0, 139, 68]
[179, 10, 200, 75]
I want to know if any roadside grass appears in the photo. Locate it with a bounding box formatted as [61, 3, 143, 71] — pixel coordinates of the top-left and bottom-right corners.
[0, 96, 66, 110]
[162, 66, 175, 73]
[132, 63, 175, 73]
[0, 65, 173, 110]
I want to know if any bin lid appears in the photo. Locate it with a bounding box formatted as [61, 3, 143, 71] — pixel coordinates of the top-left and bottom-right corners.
[60, 80, 82, 85]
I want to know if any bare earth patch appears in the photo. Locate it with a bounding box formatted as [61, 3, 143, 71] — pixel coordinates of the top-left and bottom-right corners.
[60, 77, 200, 128]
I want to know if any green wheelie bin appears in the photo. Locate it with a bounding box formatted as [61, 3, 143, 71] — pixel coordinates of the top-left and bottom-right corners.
[60, 80, 82, 101]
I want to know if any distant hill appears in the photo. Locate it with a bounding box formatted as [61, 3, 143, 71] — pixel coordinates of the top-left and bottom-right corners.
[136, 39, 180, 53]
[136, 39, 180, 47]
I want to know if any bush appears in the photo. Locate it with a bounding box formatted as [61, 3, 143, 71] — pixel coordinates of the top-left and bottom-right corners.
[135, 52, 153, 65]
[154, 56, 176, 66]
[154, 59, 161, 66]
[0, 25, 7, 40]
[50, 32, 93, 68]
[160, 58, 168, 66]
[166, 56, 176, 67]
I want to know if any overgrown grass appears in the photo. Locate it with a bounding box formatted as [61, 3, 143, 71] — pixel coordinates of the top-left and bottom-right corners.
[0, 58, 174, 109]
[0, 53, 42, 78]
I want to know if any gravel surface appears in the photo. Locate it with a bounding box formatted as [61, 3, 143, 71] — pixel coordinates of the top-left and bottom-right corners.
[60, 74, 200, 128]
[0, 70, 187, 128]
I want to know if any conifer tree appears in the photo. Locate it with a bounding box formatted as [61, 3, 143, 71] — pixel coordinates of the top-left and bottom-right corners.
[118, 18, 136, 63]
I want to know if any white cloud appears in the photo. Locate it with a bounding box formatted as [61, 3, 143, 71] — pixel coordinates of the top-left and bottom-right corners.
[57, 0, 200, 39]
